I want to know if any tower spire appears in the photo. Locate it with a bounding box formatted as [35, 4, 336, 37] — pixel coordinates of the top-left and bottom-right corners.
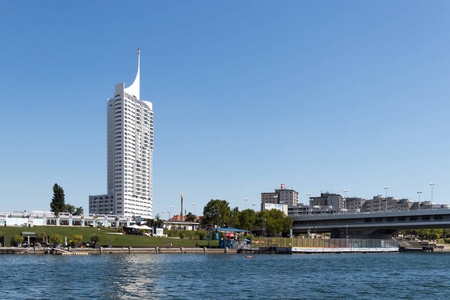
[125, 48, 140, 99]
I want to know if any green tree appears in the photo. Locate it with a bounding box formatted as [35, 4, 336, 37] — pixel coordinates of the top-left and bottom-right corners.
[36, 231, 47, 243]
[238, 209, 256, 231]
[229, 207, 240, 228]
[185, 212, 197, 222]
[65, 204, 76, 215]
[13, 234, 24, 246]
[63, 203, 83, 216]
[155, 214, 164, 228]
[68, 239, 78, 246]
[74, 207, 84, 216]
[198, 231, 206, 240]
[50, 183, 65, 217]
[90, 234, 100, 244]
[256, 209, 293, 237]
[443, 228, 450, 238]
[202, 199, 231, 227]
[50, 234, 63, 245]
[73, 234, 83, 243]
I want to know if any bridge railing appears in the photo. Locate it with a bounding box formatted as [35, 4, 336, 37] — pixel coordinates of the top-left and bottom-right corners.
[257, 237, 399, 248]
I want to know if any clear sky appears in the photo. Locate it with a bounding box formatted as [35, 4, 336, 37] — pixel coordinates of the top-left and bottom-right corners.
[1, 1, 450, 218]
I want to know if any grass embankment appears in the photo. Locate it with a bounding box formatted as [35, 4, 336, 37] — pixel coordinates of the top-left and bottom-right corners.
[0, 226, 218, 248]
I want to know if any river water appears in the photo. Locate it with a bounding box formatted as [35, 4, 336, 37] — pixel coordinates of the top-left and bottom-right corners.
[1, 253, 449, 299]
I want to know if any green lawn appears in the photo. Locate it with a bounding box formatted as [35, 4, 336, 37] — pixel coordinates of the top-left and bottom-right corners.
[0, 226, 218, 247]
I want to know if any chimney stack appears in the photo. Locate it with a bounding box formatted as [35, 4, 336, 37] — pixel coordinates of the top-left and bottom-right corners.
[181, 194, 184, 221]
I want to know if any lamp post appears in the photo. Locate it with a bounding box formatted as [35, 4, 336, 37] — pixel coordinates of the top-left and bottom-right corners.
[252, 203, 256, 211]
[192, 203, 196, 215]
[244, 198, 248, 210]
[169, 206, 173, 220]
[417, 191, 422, 210]
[429, 182, 436, 204]
[384, 186, 389, 211]
[343, 190, 348, 211]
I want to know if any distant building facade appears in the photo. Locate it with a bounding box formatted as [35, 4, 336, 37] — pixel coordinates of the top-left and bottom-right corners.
[261, 184, 298, 211]
[263, 185, 449, 216]
[345, 197, 365, 212]
[310, 193, 344, 212]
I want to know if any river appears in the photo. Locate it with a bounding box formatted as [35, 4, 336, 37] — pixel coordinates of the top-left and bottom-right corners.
[1, 253, 449, 299]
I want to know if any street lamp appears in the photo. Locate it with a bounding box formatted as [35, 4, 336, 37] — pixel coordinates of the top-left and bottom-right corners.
[430, 182, 436, 204]
[192, 203, 196, 215]
[384, 186, 389, 211]
[244, 198, 248, 210]
[252, 203, 256, 211]
[417, 191, 422, 210]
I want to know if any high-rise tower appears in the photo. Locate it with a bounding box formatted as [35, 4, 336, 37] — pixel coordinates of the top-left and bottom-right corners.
[89, 49, 154, 219]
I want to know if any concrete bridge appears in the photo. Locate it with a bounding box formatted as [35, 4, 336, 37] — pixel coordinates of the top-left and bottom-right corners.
[291, 208, 450, 238]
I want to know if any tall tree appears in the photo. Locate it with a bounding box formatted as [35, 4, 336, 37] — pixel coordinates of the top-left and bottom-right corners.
[202, 199, 231, 227]
[50, 183, 65, 217]
[65, 204, 76, 215]
[256, 209, 293, 237]
[185, 212, 197, 222]
[229, 207, 240, 228]
[63, 203, 84, 216]
[74, 207, 84, 216]
[238, 209, 256, 231]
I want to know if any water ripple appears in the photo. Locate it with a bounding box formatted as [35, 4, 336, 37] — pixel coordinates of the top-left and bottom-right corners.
[0, 253, 449, 299]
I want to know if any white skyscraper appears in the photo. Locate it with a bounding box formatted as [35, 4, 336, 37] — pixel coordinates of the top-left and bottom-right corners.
[89, 49, 154, 219]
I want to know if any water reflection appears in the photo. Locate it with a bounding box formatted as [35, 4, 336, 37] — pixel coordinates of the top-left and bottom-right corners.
[103, 255, 162, 298]
[1, 253, 450, 299]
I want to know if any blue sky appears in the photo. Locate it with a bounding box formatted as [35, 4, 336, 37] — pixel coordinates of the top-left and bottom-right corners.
[1, 1, 450, 217]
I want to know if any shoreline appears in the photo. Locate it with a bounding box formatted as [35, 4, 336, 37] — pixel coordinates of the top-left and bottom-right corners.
[0, 246, 237, 255]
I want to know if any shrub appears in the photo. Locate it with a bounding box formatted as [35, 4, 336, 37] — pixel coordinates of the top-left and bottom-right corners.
[179, 232, 186, 239]
[198, 231, 206, 240]
[36, 231, 47, 243]
[429, 233, 440, 240]
[243, 234, 253, 240]
[137, 229, 146, 235]
[50, 234, 63, 245]
[13, 235, 24, 246]
[73, 234, 83, 243]
[90, 234, 99, 243]
[68, 239, 78, 246]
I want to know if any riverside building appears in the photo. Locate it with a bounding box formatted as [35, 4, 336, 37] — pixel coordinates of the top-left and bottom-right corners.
[89, 49, 154, 219]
